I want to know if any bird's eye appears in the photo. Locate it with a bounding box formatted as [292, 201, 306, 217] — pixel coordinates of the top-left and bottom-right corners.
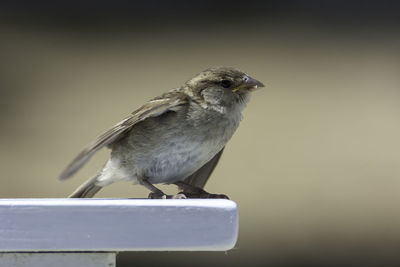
[220, 79, 231, 88]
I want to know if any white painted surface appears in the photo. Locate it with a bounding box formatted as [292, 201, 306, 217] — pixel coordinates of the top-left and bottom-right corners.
[0, 253, 115, 267]
[0, 199, 238, 252]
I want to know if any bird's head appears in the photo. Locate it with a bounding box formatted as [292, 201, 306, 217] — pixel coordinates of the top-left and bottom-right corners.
[185, 67, 264, 107]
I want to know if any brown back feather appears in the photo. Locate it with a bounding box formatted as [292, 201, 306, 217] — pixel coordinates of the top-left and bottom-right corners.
[59, 92, 187, 180]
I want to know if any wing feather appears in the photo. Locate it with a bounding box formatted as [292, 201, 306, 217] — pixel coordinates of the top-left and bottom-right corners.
[181, 147, 225, 189]
[59, 92, 187, 180]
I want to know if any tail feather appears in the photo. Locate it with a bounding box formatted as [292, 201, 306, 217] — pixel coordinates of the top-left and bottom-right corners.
[68, 174, 103, 198]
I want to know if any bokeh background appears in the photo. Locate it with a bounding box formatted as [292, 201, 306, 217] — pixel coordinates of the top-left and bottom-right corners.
[1, 1, 400, 266]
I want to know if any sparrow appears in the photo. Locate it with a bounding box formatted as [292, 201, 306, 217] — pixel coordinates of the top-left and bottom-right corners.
[60, 66, 264, 199]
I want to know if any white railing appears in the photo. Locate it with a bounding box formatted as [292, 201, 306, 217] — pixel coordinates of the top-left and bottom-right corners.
[0, 199, 238, 267]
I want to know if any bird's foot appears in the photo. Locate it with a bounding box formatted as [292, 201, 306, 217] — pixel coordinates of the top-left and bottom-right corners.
[165, 193, 187, 199]
[148, 192, 187, 199]
[174, 181, 229, 199]
[179, 191, 229, 199]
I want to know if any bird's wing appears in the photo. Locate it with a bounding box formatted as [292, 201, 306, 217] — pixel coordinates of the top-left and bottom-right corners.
[59, 91, 187, 180]
[181, 147, 225, 189]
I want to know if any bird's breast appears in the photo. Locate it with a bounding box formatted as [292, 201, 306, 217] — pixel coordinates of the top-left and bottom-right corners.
[112, 104, 244, 184]
[144, 119, 232, 183]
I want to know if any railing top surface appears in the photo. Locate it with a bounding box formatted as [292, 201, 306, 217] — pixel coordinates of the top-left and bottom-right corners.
[0, 198, 238, 252]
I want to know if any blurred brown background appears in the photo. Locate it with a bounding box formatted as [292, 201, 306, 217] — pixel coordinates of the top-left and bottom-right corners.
[1, 1, 400, 266]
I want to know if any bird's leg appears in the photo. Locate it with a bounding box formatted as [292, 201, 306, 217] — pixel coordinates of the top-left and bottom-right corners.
[174, 181, 229, 199]
[138, 178, 186, 199]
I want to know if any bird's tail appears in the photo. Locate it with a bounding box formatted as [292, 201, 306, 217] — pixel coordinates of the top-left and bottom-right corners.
[68, 173, 103, 198]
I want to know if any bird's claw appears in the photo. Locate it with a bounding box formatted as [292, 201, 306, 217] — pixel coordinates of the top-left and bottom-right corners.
[178, 191, 230, 199]
[165, 193, 187, 199]
[207, 193, 230, 199]
[148, 192, 187, 199]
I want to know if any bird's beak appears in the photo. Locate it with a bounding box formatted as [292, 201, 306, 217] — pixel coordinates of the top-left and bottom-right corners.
[233, 76, 265, 93]
[246, 76, 265, 90]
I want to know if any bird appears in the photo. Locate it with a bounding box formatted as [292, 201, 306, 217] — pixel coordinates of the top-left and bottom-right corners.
[59, 66, 264, 199]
